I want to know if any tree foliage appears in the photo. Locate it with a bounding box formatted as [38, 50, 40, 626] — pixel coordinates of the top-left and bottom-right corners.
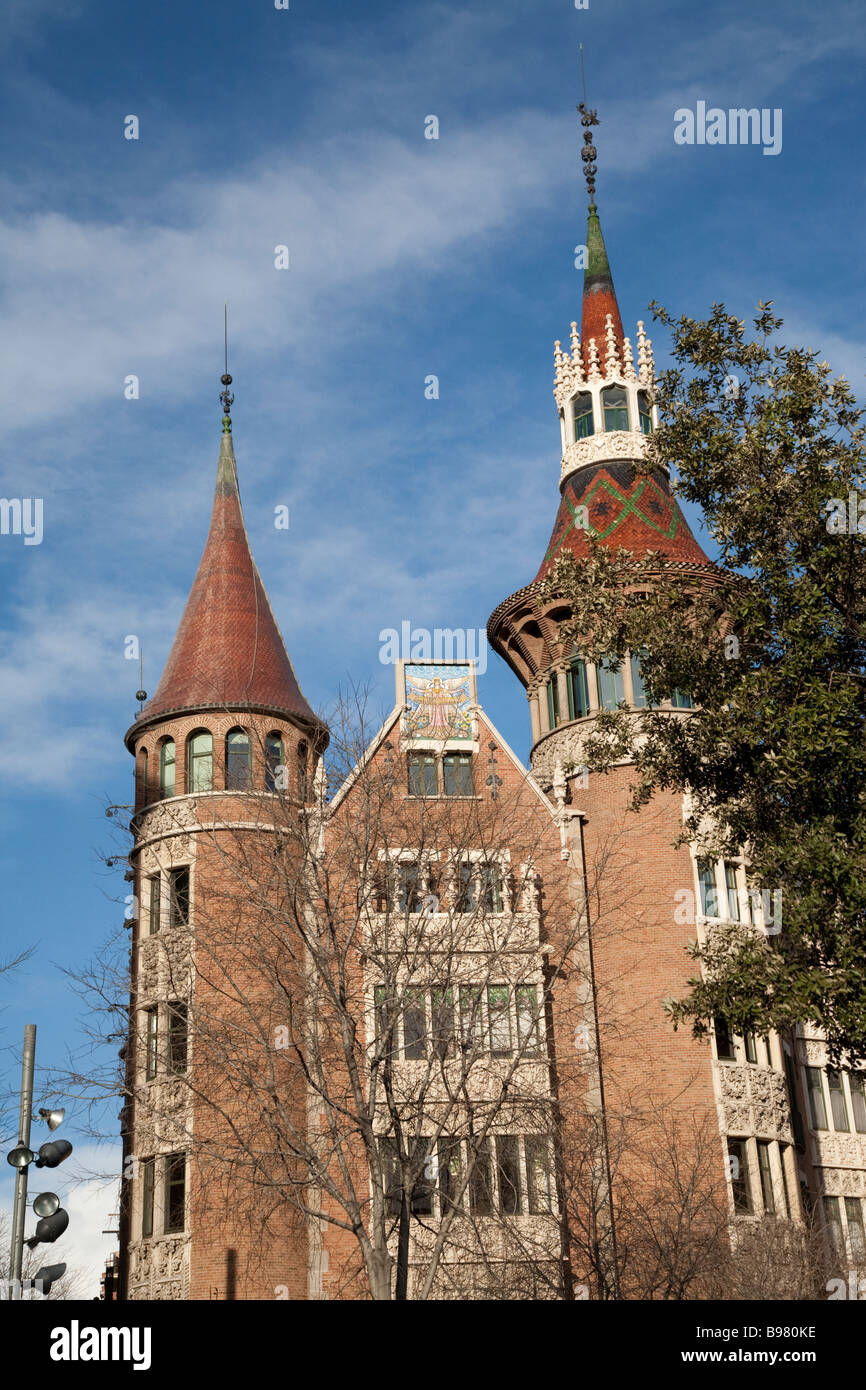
[541, 303, 866, 1063]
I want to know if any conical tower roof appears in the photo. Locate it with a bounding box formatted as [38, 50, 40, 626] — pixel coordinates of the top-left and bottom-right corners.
[127, 429, 322, 745]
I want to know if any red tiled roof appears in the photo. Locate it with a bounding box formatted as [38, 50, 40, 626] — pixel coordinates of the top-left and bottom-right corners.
[534, 461, 712, 583]
[142, 432, 320, 727]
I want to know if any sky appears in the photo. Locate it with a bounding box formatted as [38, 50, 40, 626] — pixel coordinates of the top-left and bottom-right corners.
[0, 0, 863, 1296]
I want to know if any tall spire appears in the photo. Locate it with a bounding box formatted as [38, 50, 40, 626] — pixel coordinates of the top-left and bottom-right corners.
[577, 102, 624, 372]
[127, 378, 322, 741]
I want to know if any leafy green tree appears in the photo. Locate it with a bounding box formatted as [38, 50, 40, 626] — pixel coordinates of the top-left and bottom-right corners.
[541, 302, 866, 1064]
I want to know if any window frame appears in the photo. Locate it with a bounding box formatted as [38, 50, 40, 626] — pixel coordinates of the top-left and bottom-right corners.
[187, 730, 213, 793]
[163, 1152, 186, 1235]
[159, 739, 176, 799]
[225, 728, 252, 791]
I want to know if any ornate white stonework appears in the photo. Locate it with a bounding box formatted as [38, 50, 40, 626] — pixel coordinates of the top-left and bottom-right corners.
[715, 1062, 793, 1143]
[559, 429, 648, 487]
[128, 1235, 190, 1301]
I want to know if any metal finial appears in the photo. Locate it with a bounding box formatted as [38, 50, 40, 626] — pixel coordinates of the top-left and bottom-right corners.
[577, 66, 600, 207]
[220, 302, 234, 433]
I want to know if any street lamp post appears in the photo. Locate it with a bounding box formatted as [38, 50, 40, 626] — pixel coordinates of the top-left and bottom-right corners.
[9, 1023, 36, 1285]
[5, 1024, 73, 1299]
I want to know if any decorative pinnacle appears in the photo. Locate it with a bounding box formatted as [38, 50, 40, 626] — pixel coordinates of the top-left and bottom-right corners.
[220, 302, 234, 433]
[577, 101, 599, 204]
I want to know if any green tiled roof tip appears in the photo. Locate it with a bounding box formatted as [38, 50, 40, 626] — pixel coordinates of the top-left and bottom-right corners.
[585, 203, 613, 293]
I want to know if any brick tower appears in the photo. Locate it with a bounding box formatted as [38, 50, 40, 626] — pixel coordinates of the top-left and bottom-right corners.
[486, 108, 803, 1259]
[119, 382, 326, 1300]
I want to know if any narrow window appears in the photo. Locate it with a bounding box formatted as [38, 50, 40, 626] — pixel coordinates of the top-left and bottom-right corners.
[396, 862, 420, 914]
[629, 650, 653, 709]
[403, 989, 427, 1060]
[743, 1030, 758, 1064]
[823, 1195, 844, 1259]
[724, 862, 741, 921]
[159, 739, 175, 799]
[431, 987, 454, 1059]
[598, 657, 625, 710]
[567, 659, 590, 718]
[297, 741, 308, 801]
[438, 1138, 462, 1212]
[456, 861, 477, 913]
[265, 733, 285, 792]
[779, 1148, 791, 1217]
[698, 860, 720, 918]
[714, 1015, 735, 1060]
[516, 985, 541, 1056]
[573, 391, 594, 440]
[727, 1138, 751, 1214]
[784, 1054, 806, 1148]
[827, 1070, 850, 1132]
[410, 1140, 435, 1216]
[408, 753, 438, 796]
[459, 985, 483, 1055]
[526, 1136, 553, 1215]
[379, 1138, 401, 1217]
[443, 752, 473, 797]
[163, 1153, 186, 1234]
[850, 1074, 866, 1133]
[169, 866, 190, 928]
[602, 385, 629, 431]
[147, 874, 161, 936]
[845, 1197, 865, 1261]
[496, 1136, 522, 1215]
[141, 1158, 155, 1239]
[469, 1138, 494, 1215]
[167, 1002, 188, 1075]
[138, 748, 149, 803]
[480, 862, 503, 913]
[488, 985, 512, 1056]
[757, 1140, 775, 1214]
[145, 1007, 159, 1081]
[225, 729, 251, 790]
[373, 985, 395, 1058]
[187, 731, 213, 793]
[805, 1067, 828, 1130]
[546, 676, 560, 729]
[637, 389, 653, 434]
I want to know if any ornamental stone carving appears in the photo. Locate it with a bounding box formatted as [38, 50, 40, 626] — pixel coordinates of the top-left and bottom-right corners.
[128, 1236, 190, 1300]
[716, 1063, 792, 1142]
[819, 1166, 866, 1198]
[811, 1133, 866, 1170]
[560, 430, 648, 487]
[138, 799, 197, 841]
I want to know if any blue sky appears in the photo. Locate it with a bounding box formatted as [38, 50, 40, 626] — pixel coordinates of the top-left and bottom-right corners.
[0, 0, 863, 1293]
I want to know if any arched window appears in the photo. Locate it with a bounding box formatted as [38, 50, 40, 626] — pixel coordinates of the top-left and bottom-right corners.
[573, 391, 594, 440]
[138, 747, 148, 803]
[602, 386, 629, 432]
[265, 733, 285, 791]
[597, 657, 625, 711]
[670, 688, 694, 709]
[630, 649, 659, 709]
[225, 728, 251, 790]
[187, 731, 213, 793]
[546, 676, 560, 729]
[297, 740, 308, 801]
[566, 659, 589, 719]
[637, 390, 653, 434]
[159, 739, 175, 799]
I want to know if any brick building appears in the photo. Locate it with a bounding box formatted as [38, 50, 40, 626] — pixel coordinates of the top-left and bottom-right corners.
[117, 152, 866, 1300]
